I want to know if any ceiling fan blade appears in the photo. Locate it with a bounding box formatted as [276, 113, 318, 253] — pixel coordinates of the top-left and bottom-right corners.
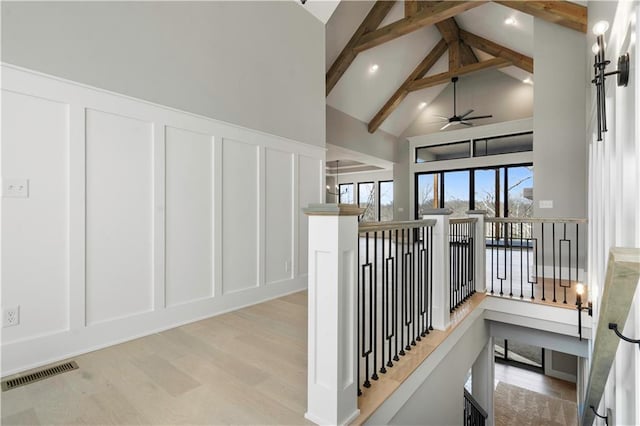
[460, 121, 473, 126]
[459, 109, 474, 119]
[466, 115, 493, 120]
[433, 115, 450, 120]
[440, 122, 455, 130]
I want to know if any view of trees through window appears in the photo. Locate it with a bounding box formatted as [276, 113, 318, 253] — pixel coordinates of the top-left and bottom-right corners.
[416, 165, 533, 219]
[379, 181, 393, 221]
[339, 183, 354, 204]
[358, 182, 376, 222]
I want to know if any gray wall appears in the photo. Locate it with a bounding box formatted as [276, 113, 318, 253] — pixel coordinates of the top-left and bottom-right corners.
[389, 318, 490, 426]
[327, 105, 398, 163]
[394, 140, 411, 220]
[402, 70, 534, 138]
[1, 1, 325, 147]
[532, 18, 587, 218]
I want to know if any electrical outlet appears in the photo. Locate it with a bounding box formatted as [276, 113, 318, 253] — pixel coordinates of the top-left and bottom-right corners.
[3, 306, 20, 328]
[285, 261, 291, 273]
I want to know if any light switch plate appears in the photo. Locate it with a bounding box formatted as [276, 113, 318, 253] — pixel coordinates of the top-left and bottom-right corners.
[3, 178, 29, 198]
[539, 200, 553, 209]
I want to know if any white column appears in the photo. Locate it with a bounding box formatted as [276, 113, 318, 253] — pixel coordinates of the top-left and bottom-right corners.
[304, 203, 363, 426]
[472, 336, 495, 426]
[467, 210, 487, 294]
[422, 209, 452, 331]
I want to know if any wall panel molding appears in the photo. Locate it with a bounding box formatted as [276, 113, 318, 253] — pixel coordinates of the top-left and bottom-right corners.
[0, 64, 324, 376]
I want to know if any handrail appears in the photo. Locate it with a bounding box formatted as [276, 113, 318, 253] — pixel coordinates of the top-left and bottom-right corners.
[450, 217, 478, 224]
[485, 217, 587, 224]
[358, 219, 436, 233]
[464, 388, 488, 419]
[581, 248, 640, 426]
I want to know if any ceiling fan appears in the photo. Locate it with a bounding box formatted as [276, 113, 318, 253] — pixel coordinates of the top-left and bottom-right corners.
[434, 76, 493, 130]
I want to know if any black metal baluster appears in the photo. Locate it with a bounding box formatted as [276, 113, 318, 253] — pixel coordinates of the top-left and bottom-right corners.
[500, 222, 505, 296]
[520, 222, 524, 298]
[380, 231, 387, 374]
[541, 223, 546, 301]
[400, 228, 406, 357]
[576, 223, 580, 305]
[490, 221, 495, 294]
[552, 223, 557, 303]
[362, 232, 371, 389]
[394, 229, 400, 362]
[428, 225, 434, 331]
[386, 229, 395, 368]
[509, 222, 514, 297]
[372, 232, 379, 381]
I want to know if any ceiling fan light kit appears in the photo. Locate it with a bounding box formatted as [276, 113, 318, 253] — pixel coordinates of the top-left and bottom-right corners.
[436, 76, 493, 131]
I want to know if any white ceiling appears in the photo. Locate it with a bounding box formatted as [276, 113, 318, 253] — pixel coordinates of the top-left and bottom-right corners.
[325, 1, 542, 137]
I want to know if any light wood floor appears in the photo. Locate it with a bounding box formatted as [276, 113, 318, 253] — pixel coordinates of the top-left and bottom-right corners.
[1, 291, 312, 426]
[495, 363, 576, 402]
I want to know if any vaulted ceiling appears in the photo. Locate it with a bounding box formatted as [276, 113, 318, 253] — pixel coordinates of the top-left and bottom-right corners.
[325, 0, 587, 137]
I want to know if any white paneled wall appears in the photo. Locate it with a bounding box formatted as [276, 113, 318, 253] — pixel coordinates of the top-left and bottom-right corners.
[0, 64, 324, 376]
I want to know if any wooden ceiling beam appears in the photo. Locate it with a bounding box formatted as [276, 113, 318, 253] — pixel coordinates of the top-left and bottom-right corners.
[435, 18, 478, 68]
[408, 57, 511, 92]
[459, 30, 533, 73]
[353, 1, 487, 53]
[368, 39, 448, 133]
[326, 1, 396, 96]
[404, 0, 419, 17]
[494, 1, 587, 33]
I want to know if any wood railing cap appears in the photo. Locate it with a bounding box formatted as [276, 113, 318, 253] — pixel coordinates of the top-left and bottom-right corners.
[466, 210, 488, 215]
[303, 203, 365, 216]
[421, 208, 453, 216]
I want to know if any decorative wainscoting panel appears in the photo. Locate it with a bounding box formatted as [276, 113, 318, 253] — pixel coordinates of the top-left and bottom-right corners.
[85, 109, 155, 325]
[165, 126, 214, 307]
[0, 64, 324, 376]
[1, 90, 70, 341]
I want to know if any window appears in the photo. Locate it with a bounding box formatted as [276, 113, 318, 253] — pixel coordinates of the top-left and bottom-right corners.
[506, 166, 533, 218]
[416, 173, 440, 217]
[415, 164, 533, 220]
[358, 182, 375, 222]
[416, 141, 471, 163]
[339, 183, 354, 204]
[443, 170, 470, 218]
[474, 132, 533, 157]
[378, 181, 394, 221]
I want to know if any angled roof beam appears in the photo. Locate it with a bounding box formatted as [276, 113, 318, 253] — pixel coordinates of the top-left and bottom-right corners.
[435, 18, 478, 68]
[459, 30, 533, 73]
[494, 1, 587, 33]
[404, 0, 419, 17]
[326, 1, 396, 96]
[408, 57, 511, 92]
[353, 1, 487, 53]
[368, 39, 448, 133]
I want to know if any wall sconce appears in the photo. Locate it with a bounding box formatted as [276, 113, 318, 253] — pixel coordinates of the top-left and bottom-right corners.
[592, 20, 630, 141]
[608, 323, 640, 349]
[576, 283, 592, 341]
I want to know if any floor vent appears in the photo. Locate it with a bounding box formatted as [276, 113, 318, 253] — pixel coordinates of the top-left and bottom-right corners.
[1, 361, 78, 391]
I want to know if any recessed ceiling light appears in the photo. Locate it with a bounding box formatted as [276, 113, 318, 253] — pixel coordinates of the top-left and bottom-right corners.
[369, 64, 379, 73]
[504, 17, 516, 26]
[418, 102, 427, 109]
[523, 77, 533, 85]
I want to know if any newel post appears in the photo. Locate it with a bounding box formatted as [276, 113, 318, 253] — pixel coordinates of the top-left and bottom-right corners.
[467, 210, 487, 294]
[303, 204, 364, 426]
[422, 209, 452, 331]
